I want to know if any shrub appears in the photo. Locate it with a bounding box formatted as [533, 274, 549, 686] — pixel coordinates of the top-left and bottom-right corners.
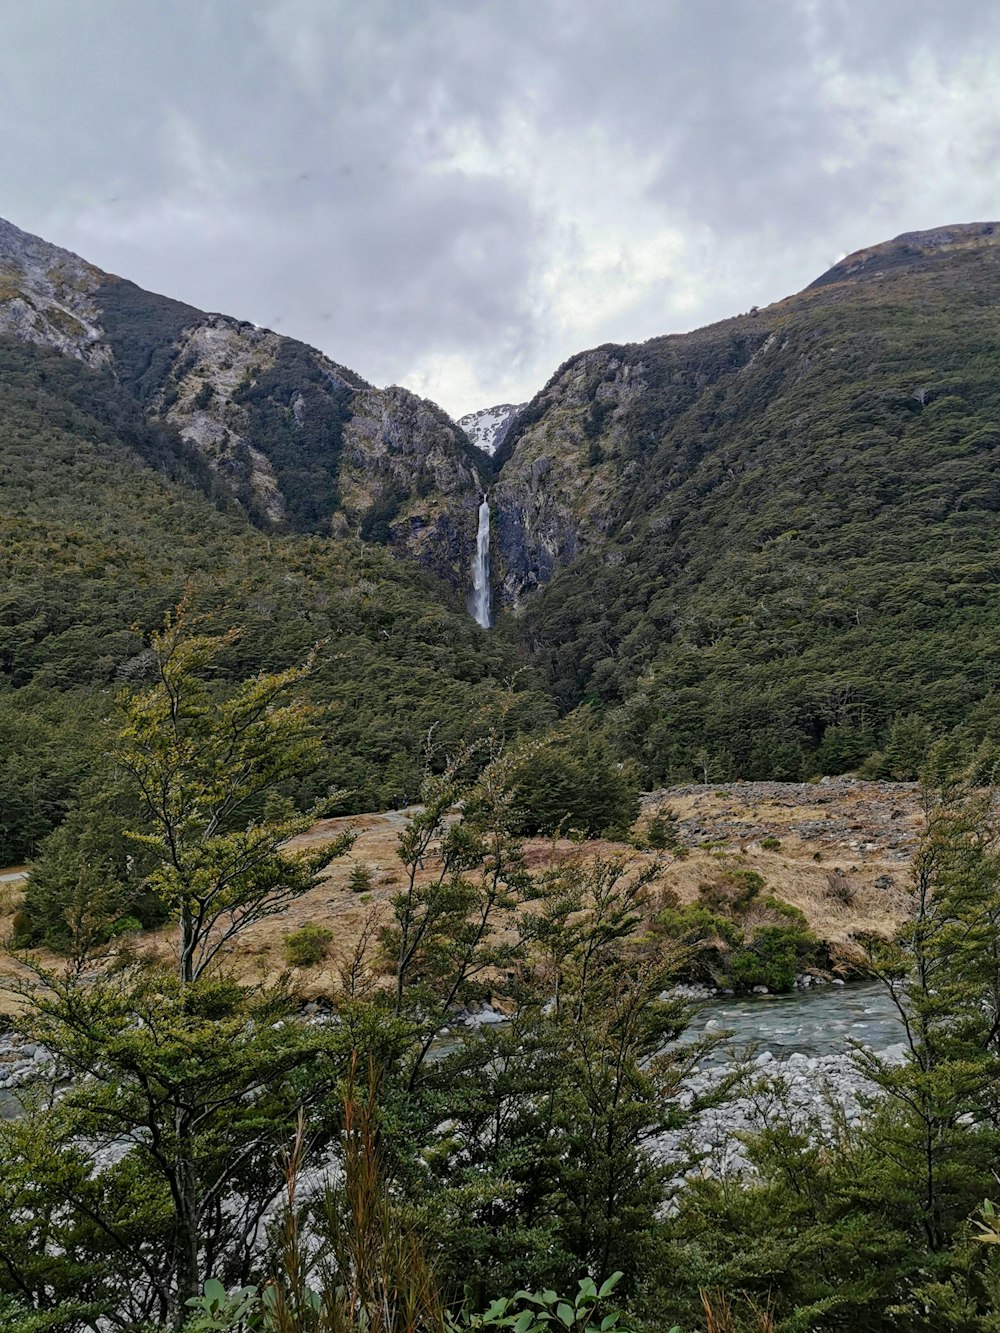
[640, 808, 680, 850]
[698, 867, 765, 915]
[509, 717, 641, 838]
[730, 922, 820, 993]
[348, 862, 375, 894]
[451, 1273, 644, 1331]
[656, 901, 741, 986]
[825, 869, 856, 906]
[283, 923, 333, 968]
[107, 915, 142, 938]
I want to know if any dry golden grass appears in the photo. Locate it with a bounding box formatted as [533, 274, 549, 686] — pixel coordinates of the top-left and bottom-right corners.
[0, 782, 921, 1006]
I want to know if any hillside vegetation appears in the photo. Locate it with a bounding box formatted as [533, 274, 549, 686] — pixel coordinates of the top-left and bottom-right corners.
[0, 334, 551, 864]
[504, 227, 1000, 782]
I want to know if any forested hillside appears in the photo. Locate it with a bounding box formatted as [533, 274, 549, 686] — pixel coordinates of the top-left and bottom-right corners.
[500, 224, 1000, 782]
[0, 334, 551, 864]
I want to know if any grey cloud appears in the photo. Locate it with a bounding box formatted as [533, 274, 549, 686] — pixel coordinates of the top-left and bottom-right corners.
[2, 0, 1000, 413]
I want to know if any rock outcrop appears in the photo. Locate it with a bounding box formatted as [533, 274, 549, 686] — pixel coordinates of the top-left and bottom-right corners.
[0, 217, 485, 588]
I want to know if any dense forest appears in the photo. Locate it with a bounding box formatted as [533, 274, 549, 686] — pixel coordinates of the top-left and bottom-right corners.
[4, 620, 1000, 1331]
[0, 334, 556, 866]
[505, 232, 1000, 786]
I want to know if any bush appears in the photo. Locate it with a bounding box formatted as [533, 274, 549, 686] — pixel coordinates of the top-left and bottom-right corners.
[656, 901, 741, 986]
[282, 923, 333, 968]
[509, 714, 640, 838]
[657, 887, 819, 992]
[729, 921, 820, 993]
[697, 867, 764, 914]
[638, 808, 680, 850]
[825, 869, 856, 906]
[348, 862, 375, 894]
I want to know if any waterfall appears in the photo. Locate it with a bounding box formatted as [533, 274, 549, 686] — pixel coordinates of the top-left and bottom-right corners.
[471, 495, 492, 628]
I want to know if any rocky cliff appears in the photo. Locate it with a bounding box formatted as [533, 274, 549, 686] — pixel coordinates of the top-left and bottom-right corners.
[0, 217, 484, 587]
[490, 221, 1000, 608]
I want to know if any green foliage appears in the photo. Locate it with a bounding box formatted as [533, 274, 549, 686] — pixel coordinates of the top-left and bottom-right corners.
[0, 623, 365, 1329]
[508, 713, 640, 838]
[661, 776, 1000, 1332]
[657, 878, 818, 992]
[0, 690, 104, 865]
[284, 923, 334, 968]
[95, 277, 203, 404]
[696, 867, 764, 914]
[359, 482, 408, 544]
[381, 799, 704, 1302]
[183, 1279, 260, 1332]
[231, 340, 358, 534]
[114, 613, 351, 985]
[856, 782, 1000, 1253]
[637, 807, 680, 851]
[517, 244, 1000, 783]
[448, 1273, 645, 1332]
[21, 758, 168, 950]
[728, 922, 812, 992]
[862, 713, 934, 779]
[348, 862, 375, 895]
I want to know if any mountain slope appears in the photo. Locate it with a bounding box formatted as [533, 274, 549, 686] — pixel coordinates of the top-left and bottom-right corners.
[8, 213, 1000, 795]
[0, 332, 552, 863]
[498, 223, 1000, 779]
[0, 217, 485, 586]
[457, 403, 525, 457]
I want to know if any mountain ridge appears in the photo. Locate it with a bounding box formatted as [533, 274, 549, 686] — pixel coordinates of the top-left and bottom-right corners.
[6, 215, 1000, 787]
[490, 219, 1000, 607]
[0, 215, 486, 587]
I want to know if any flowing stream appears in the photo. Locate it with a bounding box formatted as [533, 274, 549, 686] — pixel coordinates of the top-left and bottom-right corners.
[471, 495, 492, 628]
[684, 980, 905, 1063]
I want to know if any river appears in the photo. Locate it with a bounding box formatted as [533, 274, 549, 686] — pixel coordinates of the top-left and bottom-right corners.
[685, 980, 906, 1063]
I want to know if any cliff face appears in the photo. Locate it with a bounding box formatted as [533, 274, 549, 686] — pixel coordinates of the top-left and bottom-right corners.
[490, 322, 774, 607]
[489, 351, 635, 606]
[0, 218, 112, 369]
[0, 217, 484, 588]
[490, 221, 1000, 608]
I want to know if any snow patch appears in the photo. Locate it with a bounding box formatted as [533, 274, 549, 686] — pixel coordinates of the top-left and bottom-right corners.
[457, 402, 526, 456]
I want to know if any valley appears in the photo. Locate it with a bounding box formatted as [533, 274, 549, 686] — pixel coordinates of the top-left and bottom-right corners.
[4, 212, 1000, 1331]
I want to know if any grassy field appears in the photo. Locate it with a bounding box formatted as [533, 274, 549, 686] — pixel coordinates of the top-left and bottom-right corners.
[0, 779, 922, 1010]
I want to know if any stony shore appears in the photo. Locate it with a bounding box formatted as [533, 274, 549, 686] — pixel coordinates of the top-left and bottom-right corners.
[652, 1044, 902, 1182]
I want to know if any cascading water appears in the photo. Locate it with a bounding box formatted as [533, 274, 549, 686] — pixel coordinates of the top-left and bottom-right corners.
[471, 495, 492, 628]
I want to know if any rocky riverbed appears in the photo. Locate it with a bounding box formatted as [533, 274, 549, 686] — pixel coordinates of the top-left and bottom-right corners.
[0, 1033, 55, 1117]
[0, 981, 907, 1187]
[653, 981, 905, 1179]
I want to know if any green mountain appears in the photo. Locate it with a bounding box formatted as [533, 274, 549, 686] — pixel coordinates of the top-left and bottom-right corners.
[6, 215, 1000, 855]
[495, 222, 1000, 781]
[0, 330, 550, 864]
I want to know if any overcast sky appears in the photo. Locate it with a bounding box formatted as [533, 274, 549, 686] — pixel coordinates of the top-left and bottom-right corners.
[3, 1, 1000, 418]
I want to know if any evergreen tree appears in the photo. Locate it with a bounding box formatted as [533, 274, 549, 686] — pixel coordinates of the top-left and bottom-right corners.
[0, 615, 356, 1330]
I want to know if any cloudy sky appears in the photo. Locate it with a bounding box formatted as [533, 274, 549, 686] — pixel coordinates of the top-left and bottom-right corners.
[3, 1, 1000, 418]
